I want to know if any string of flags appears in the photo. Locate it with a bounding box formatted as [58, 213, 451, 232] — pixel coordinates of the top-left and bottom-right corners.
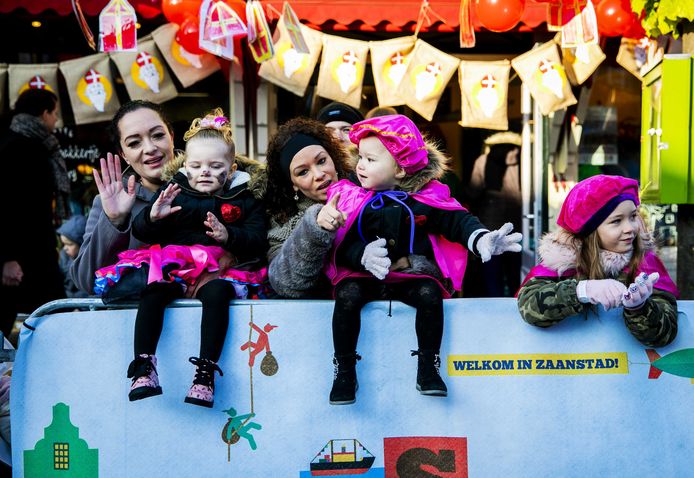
[0, 0, 664, 127]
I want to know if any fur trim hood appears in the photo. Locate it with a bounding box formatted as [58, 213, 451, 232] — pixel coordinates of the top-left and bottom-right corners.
[162, 152, 266, 199]
[398, 139, 450, 193]
[538, 227, 656, 277]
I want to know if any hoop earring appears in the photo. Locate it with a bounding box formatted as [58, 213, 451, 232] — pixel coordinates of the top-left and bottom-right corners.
[293, 192, 299, 201]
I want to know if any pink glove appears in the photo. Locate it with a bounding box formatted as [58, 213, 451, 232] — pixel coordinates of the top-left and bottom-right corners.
[622, 272, 659, 309]
[576, 279, 627, 310]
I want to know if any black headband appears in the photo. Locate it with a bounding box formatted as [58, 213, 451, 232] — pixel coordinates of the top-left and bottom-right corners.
[280, 133, 322, 178]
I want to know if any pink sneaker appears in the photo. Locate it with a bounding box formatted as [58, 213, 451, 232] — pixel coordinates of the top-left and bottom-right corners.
[184, 357, 223, 408]
[127, 354, 163, 401]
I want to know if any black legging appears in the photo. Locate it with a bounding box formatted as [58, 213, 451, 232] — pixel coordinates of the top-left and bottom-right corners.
[332, 277, 444, 355]
[134, 279, 237, 362]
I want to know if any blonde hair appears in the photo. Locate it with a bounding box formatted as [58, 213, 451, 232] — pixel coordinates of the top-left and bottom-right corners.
[183, 107, 235, 157]
[576, 216, 647, 283]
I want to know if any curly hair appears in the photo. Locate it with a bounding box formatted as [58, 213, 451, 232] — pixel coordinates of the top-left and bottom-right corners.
[265, 117, 350, 224]
[182, 107, 235, 157]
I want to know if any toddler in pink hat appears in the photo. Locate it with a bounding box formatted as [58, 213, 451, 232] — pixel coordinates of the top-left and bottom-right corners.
[517, 174, 678, 347]
[323, 114, 523, 405]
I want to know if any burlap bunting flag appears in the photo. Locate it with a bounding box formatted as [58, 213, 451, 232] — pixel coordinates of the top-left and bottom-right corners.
[398, 39, 460, 121]
[316, 34, 369, 109]
[59, 53, 120, 125]
[258, 19, 323, 97]
[152, 24, 220, 88]
[110, 36, 178, 104]
[369, 36, 416, 107]
[562, 43, 605, 85]
[8, 64, 60, 110]
[511, 41, 576, 116]
[459, 60, 510, 131]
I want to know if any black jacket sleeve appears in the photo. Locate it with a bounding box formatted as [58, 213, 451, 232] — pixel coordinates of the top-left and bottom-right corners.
[225, 197, 268, 260]
[425, 207, 488, 253]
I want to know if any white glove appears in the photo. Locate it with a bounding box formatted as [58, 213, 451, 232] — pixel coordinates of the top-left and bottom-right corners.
[576, 279, 627, 310]
[475, 222, 523, 263]
[361, 238, 391, 280]
[622, 272, 659, 309]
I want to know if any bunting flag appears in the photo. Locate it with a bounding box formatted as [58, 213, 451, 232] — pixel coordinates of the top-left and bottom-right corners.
[110, 36, 178, 103]
[562, 42, 605, 85]
[152, 24, 220, 88]
[258, 18, 323, 97]
[247, 0, 274, 62]
[512, 40, 576, 115]
[316, 34, 369, 109]
[616, 37, 662, 79]
[0, 64, 7, 115]
[199, 0, 246, 60]
[459, 60, 511, 130]
[560, 0, 597, 48]
[547, 0, 588, 32]
[369, 36, 416, 107]
[98, 0, 137, 52]
[8, 64, 59, 110]
[59, 53, 120, 124]
[282, 1, 309, 54]
[398, 39, 460, 121]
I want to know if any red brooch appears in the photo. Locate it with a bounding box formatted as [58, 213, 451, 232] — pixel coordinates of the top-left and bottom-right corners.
[221, 204, 241, 223]
[407, 214, 428, 226]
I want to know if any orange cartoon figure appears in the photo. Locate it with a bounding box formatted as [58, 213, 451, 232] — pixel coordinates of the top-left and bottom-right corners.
[240, 323, 278, 367]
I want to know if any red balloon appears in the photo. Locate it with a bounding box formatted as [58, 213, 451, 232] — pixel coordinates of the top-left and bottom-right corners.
[596, 0, 634, 37]
[162, 0, 201, 25]
[475, 0, 526, 32]
[133, 0, 162, 18]
[176, 16, 204, 55]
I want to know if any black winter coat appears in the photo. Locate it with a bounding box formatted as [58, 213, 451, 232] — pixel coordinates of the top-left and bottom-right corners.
[132, 172, 268, 263]
[338, 186, 487, 272]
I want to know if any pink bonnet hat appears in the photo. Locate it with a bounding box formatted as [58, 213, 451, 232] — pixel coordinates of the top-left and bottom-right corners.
[349, 114, 428, 174]
[557, 174, 640, 236]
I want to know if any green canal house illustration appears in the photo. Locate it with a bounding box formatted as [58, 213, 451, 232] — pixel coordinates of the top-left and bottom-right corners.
[24, 402, 98, 477]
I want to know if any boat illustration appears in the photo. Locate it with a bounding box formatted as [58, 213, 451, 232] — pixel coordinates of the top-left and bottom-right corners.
[310, 439, 375, 475]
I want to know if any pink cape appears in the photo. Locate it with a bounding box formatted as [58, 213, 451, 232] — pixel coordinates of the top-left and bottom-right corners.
[517, 250, 679, 298]
[324, 179, 469, 294]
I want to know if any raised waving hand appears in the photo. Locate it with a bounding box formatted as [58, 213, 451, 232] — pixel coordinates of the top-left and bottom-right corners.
[93, 152, 137, 226]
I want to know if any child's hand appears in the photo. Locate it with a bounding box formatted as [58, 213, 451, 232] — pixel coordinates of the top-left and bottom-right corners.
[622, 272, 659, 310]
[361, 238, 391, 280]
[93, 153, 137, 227]
[317, 193, 348, 231]
[476, 222, 523, 262]
[205, 212, 229, 244]
[2, 261, 23, 287]
[150, 183, 182, 222]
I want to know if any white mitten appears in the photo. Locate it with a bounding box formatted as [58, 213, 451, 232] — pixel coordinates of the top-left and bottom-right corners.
[622, 272, 659, 309]
[361, 238, 391, 280]
[576, 279, 627, 310]
[475, 222, 523, 262]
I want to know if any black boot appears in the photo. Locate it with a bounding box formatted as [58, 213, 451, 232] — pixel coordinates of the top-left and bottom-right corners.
[411, 350, 447, 396]
[329, 352, 361, 405]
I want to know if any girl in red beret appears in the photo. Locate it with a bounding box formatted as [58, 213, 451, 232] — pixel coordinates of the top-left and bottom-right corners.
[94, 109, 268, 408]
[517, 174, 678, 347]
[324, 114, 522, 405]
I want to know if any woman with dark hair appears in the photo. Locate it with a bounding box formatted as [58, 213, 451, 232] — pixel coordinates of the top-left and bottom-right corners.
[0, 88, 67, 336]
[265, 117, 350, 298]
[71, 100, 176, 294]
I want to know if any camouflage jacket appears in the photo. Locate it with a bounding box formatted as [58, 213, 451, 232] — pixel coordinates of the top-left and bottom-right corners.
[517, 230, 678, 348]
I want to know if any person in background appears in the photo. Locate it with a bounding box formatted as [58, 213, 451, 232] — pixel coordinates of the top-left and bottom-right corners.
[316, 101, 364, 148]
[365, 106, 397, 119]
[0, 88, 67, 338]
[57, 215, 89, 299]
[70, 100, 176, 295]
[517, 174, 678, 347]
[468, 132, 522, 296]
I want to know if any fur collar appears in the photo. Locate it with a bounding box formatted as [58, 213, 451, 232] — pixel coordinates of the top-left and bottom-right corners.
[162, 152, 266, 199]
[398, 139, 450, 193]
[538, 228, 655, 277]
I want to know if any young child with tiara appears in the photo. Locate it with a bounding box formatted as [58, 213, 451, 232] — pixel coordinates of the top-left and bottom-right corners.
[324, 114, 522, 405]
[95, 108, 268, 407]
[517, 174, 678, 347]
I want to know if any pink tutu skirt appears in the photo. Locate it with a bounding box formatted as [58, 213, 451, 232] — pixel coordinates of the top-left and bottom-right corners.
[94, 244, 269, 298]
